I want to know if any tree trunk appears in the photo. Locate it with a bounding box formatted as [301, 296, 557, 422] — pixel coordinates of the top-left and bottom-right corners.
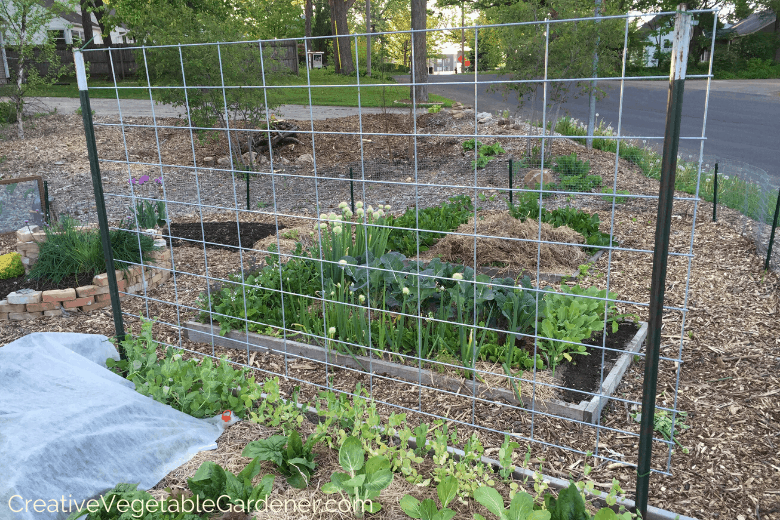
[80, 0, 94, 45]
[305, 0, 312, 39]
[410, 0, 428, 102]
[775, 13, 780, 62]
[329, 0, 356, 75]
[365, 0, 371, 77]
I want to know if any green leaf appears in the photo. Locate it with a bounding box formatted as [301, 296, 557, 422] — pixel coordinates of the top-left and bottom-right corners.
[507, 492, 534, 520]
[593, 509, 618, 520]
[439, 509, 458, 520]
[236, 457, 263, 483]
[364, 501, 382, 514]
[364, 468, 393, 496]
[249, 474, 275, 503]
[187, 461, 227, 502]
[365, 455, 391, 476]
[418, 498, 439, 520]
[546, 483, 588, 520]
[339, 436, 365, 473]
[475, 514, 488, 520]
[473, 486, 506, 518]
[287, 429, 303, 459]
[528, 512, 552, 520]
[437, 476, 459, 508]
[321, 482, 341, 494]
[400, 495, 423, 519]
[242, 436, 287, 466]
[343, 473, 367, 488]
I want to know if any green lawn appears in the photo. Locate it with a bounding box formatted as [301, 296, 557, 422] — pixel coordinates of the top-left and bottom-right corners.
[31, 69, 454, 108]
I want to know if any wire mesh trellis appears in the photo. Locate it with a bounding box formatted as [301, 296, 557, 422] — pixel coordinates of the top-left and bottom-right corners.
[75, 8, 720, 515]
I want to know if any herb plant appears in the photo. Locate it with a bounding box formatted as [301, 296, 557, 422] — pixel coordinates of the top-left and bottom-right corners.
[322, 436, 394, 517]
[242, 430, 320, 488]
[28, 217, 157, 284]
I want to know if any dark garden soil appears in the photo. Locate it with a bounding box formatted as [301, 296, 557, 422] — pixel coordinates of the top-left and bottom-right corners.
[558, 321, 640, 403]
[164, 221, 282, 250]
[0, 271, 96, 301]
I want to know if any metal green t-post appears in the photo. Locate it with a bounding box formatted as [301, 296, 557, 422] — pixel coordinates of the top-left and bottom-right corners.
[74, 49, 127, 357]
[635, 6, 691, 518]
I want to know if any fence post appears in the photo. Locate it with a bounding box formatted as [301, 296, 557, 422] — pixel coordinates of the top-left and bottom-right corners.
[246, 169, 250, 210]
[712, 162, 718, 222]
[43, 180, 50, 223]
[508, 158, 513, 205]
[765, 187, 780, 271]
[74, 49, 127, 356]
[349, 167, 355, 213]
[635, 6, 691, 518]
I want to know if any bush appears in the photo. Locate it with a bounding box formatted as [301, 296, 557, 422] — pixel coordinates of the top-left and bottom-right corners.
[0, 252, 24, 279]
[386, 195, 474, 256]
[0, 101, 18, 125]
[553, 153, 590, 177]
[27, 218, 157, 283]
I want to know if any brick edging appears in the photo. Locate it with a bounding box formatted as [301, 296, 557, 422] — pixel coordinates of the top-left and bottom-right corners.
[1, 226, 172, 321]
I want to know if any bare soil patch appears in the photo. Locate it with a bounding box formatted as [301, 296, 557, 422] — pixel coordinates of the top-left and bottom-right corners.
[165, 221, 282, 250]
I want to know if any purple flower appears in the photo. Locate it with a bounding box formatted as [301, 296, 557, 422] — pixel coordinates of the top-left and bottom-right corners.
[129, 178, 139, 185]
[138, 175, 150, 185]
[154, 177, 163, 185]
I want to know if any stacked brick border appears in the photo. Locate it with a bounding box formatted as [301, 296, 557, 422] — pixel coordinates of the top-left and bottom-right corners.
[1, 226, 172, 321]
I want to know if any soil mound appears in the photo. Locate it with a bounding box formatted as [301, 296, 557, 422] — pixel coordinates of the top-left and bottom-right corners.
[426, 212, 588, 274]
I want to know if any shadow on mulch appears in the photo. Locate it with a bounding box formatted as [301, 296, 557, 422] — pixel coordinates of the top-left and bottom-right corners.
[0, 272, 95, 301]
[558, 321, 640, 403]
[164, 222, 282, 251]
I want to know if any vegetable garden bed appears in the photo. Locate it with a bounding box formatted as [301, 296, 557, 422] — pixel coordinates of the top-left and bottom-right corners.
[183, 320, 647, 423]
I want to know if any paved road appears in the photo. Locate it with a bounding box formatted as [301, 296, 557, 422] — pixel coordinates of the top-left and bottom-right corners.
[408, 75, 780, 181]
[34, 76, 779, 181]
[31, 97, 423, 120]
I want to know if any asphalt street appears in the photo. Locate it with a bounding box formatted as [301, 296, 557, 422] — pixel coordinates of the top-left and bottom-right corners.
[32, 76, 779, 181]
[414, 74, 780, 182]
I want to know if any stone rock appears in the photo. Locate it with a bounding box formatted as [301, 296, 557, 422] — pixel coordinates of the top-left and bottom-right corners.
[463, 109, 475, 116]
[153, 239, 167, 248]
[512, 124, 523, 130]
[451, 102, 463, 109]
[524, 169, 553, 187]
[279, 157, 291, 166]
[42, 288, 76, 302]
[498, 118, 510, 126]
[203, 156, 216, 167]
[452, 112, 465, 120]
[477, 112, 492, 123]
[242, 151, 262, 165]
[217, 156, 230, 166]
[296, 153, 314, 164]
[7, 290, 42, 305]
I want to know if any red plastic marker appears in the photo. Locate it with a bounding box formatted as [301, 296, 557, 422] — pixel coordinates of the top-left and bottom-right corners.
[221, 410, 233, 422]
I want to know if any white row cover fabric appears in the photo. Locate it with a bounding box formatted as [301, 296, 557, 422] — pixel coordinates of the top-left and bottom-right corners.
[0, 333, 231, 520]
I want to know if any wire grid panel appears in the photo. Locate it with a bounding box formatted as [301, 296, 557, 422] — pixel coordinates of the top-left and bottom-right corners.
[705, 159, 780, 271]
[82, 11, 717, 477]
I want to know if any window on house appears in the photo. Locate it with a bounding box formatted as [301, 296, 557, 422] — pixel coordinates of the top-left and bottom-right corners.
[71, 30, 83, 45]
[48, 30, 66, 44]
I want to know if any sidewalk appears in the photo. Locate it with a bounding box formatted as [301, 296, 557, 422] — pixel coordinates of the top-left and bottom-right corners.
[29, 97, 425, 120]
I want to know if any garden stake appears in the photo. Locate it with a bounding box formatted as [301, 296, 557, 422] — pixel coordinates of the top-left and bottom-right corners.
[764, 186, 780, 270]
[635, 7, 691, 518]
[508, 159, 513, 204]
[712, 162, 718, 222]
[43, 180, 50, 223]
[349, 167, 355, 213]
[74, 49, 127, 356]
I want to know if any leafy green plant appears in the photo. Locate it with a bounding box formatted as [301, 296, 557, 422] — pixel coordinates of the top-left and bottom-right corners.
[65, 483, 201, 520]
[242, 430, 319, 488]
[386, 195, 474, 256]
[539, 289, 603, 374]
[187, 459, 274, 512]
[464, 140, 506, 169]
[107, 320, 264, 419]
[473, 486, 550, 520]
[497, 436, 520, 480]
[542, 482, 634, 520]
[322, 436, 394, 517]
[399, 476, 459, 520]
[28, 217, 157, 284]
[630, 409, 690, 453]
[600, 188, 630, 204]
[553, 153, 590, 177]
[128, 200, 167, 229]
[0, 252, 24, 279]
